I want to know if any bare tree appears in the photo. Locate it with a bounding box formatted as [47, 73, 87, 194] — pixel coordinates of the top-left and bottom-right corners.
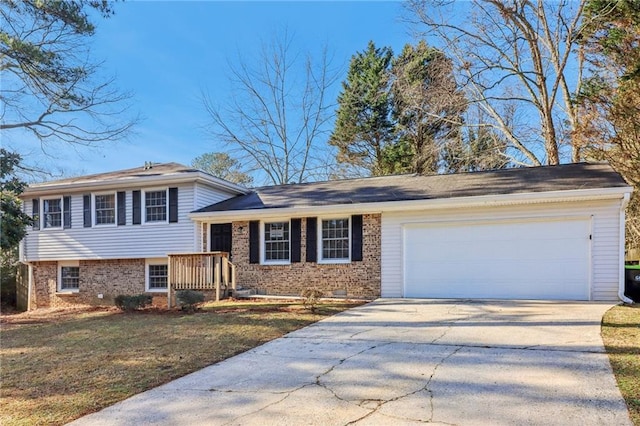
[405, 0, 587, 165]
[1, 0, 137, 154]
[202, 32, 339, 185]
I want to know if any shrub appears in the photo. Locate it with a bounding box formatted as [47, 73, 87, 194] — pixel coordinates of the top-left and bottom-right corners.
[114, 294, 152, 311]
[301, 288, 324, 313]
[176, 290, 205, 313]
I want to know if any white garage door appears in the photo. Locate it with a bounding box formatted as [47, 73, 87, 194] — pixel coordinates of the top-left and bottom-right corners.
[403, 218, 591, 300]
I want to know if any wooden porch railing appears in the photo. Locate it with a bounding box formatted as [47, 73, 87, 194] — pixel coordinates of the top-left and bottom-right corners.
[167, 252, 236, 306]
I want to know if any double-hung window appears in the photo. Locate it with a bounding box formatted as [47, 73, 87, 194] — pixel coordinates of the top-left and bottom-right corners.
[146, 260, 168, 291]
[43, 198, 62, 228]
[58, 261, 80, 292]
[321, 218, 350, 261]
[94, 193, 116, 225]
[264, 221, 290, 262]
[145, 190, 167, 222]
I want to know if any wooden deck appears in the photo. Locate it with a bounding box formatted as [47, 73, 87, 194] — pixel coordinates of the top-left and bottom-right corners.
[167, 252, 236, 305]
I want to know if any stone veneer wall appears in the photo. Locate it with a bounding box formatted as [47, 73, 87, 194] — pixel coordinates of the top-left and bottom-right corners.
[31, 259, 168, 308]
[232, 214, 381, 298]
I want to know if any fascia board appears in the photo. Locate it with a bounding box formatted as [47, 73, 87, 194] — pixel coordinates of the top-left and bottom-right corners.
[189, 186, 633, 222]
[21, 172, 248, 198]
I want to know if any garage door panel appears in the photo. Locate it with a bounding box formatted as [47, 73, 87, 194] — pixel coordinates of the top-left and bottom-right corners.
[403, 218, 590, 300]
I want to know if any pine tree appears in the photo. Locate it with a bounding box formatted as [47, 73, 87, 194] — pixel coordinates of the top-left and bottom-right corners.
[391, 41, 466, 174]
[329, 41, 396, 176]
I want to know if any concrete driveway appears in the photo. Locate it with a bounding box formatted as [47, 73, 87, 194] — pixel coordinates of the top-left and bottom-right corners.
[70, 299, 631, 426]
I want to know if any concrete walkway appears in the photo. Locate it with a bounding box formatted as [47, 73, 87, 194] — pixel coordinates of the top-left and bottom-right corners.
[69, 299, 631, 425]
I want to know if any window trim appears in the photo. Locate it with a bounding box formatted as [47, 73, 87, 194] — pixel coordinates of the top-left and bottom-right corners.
[42, 196, 63, 230]
[261, 219, 291, 265]
[92, 191, 117, 227]
[58, 260, 80, 293]
[142, 188, 168, 225]
[145, 258, 169, 292]
[318, 216, 351, 264]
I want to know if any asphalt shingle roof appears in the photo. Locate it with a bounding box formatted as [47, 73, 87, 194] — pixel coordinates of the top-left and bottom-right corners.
[26, 163, 197, 189]
[195, 163, 628, 213]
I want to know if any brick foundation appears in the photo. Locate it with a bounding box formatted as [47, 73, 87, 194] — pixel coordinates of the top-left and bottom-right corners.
[231, 214, 381, 298]
[30, 259, 168, 308]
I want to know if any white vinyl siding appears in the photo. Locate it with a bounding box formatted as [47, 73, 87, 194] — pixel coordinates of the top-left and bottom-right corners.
[23, 185, 197, 260]
[381, 199, 625, 301]
[193, 182, 237, 210]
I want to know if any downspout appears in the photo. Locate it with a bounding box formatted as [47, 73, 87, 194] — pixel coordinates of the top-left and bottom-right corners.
[619, 192, 633, 304]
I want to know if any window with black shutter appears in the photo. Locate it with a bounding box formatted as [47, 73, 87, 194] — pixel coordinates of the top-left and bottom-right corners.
[32, 199, 40, 230]
[168, 187, 178, 223]
[132, 190, 141, 225]
[117, 192, 126, 225]
[351, 214, 363, 261]
[83, 195, 91, 228]
[291, 218, 301, 263]
[249, 221, 260, 264]
[63, 196, 71, 229]
[306, 217, 317, 262]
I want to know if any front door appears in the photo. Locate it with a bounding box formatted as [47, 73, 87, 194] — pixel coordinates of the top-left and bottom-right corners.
[210, 223, 232, 255]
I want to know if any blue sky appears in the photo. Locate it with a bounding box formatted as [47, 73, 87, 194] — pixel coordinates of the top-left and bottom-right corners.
[22, 1, 416, 178]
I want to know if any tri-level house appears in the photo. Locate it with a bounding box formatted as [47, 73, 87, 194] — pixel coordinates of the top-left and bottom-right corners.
[20, 161, 634, 309]
[20, 163, 247, 308]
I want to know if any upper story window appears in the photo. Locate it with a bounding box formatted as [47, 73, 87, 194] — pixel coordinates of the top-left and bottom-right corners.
[264, 221, 290, 262]
[145, 190, 167, 222]
[94, 193, 116, 225]
[43, 198, 62, 228]
[321, 218, 350, 261]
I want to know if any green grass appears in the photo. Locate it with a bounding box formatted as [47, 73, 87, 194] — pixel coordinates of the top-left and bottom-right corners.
[602, 304, 640, 425]
[0, 300, 363, 426]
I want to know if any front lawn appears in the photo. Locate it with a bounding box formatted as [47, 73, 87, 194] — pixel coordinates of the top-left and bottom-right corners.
[602, 304, 640, 425]
[0, 300, 363, 426]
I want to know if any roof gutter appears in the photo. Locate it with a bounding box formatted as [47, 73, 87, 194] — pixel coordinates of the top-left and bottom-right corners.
[619, 192, 634, 304]
[189, 186, 633, 222]
[22, 172, 248, 198]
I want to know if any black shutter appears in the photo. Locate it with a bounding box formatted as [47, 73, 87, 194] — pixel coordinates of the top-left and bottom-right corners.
[351, 215, 363, 261]
[83, 195, 91, 227]
[291, 218, 301, 263]
[306, 217, 317, 262]
[32, 199, 40, 230]
[63, 196, 71, 229]
[132, 190, 141, 225]
[168, 187, 178, 223]
[249, 220, 260, 264]
[117, 191, 126, 225]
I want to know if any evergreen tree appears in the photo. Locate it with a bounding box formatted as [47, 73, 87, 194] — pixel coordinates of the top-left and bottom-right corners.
[391, 41, 466, 174]
[576, 0, 640, 250]
[0, 150, 32, 250]
[329, 41, 396, 176]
